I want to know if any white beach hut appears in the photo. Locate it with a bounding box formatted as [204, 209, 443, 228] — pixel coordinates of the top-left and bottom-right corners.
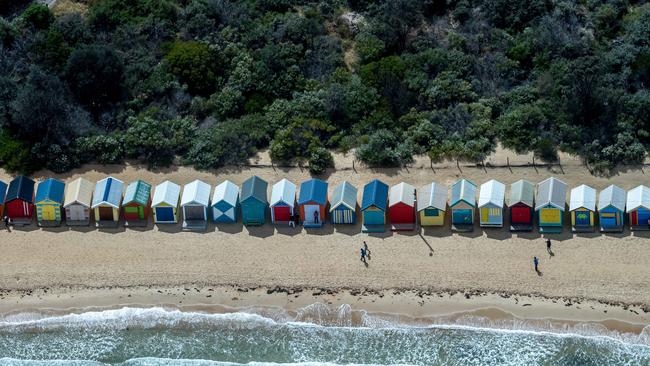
[270, 178, 297, 224]
[152, 180, 181, 224]
[478, 179, 506, 227]
[181, 180, 211, 230]
[63, 177, 94, 226]
[569, 184, 597, 232]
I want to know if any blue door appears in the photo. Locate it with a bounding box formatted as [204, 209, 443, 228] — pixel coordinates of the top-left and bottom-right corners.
[574, 210, 591, 226]
[453, 209, 472, 224]
[638, 208, 650, 225]
[600, 214, 616, 228]
[156, 207, 174, 222]
[364, 210, 384, 225]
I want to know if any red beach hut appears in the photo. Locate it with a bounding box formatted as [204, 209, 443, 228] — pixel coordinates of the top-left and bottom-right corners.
[388, 182, 416, 230]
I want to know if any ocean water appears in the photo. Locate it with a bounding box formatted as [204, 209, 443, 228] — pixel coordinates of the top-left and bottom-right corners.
[0, 304, 648, 366]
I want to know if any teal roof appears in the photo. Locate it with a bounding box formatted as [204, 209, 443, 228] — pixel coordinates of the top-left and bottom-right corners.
[241, 176, 268, 204]
[123, 180, 152, 206]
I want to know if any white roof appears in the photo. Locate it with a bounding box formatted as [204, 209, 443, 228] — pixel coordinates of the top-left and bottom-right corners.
[569, 184, 597, 211]
[626, 185, 650, 212]
[181, 180, 211, 206]
[535, 177, 567, 211]
[597, 185, 626, 212]
[63, 177, 93, 208]
[212, 180, 239, 207]
[270, 178, 296, 208]
[478, 179, 505, 208]
[389, 182, 415, 207]
[152, 180, 181, 207]
[417, 182, 447, 211]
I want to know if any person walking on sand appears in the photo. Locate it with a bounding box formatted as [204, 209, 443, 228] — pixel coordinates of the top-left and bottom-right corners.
[360, 247, 367, 263]
[289, 213, 295, 228]
[3, 216, 9, 231]
[546, 238, 553, 255]
[363, 241, 371, 259]
[533, 256, 539, 272]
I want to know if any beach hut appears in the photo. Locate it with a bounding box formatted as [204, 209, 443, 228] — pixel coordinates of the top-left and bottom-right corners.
[626, 185, 650, 230]
[4, 176, 35, 224]
[63, 177, 94, 226]
[212, 180, 239, 223]
[569, 184, 597, 232]
[298, 179, 328, 227]
[91, 177, 124, 226]
[598, 185, 626, 232]
[509, 179, 535, 231]
[240, 176, 268, 226]
[122, 180, 152, 226]
[270, 179, 296, 224]
[329, 181, 357, 225]
[450, 179, 477, 231]
[478, 179, 505, 228]
[0, 180, 7, 218]
[35, 178, 65, 227]
[181, 180, 211, 230]
[151, 180, 180, 224]
[417, 182, 447, 227]
[388, 182, 416, 230]
[361, 179, 388, 233]
[535, 177, 567, 233]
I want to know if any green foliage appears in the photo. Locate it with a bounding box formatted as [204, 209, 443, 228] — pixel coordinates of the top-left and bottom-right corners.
[307, 146, 333, 175]
[354, 32, 385, 63]
[89, 0, 177, 30]
[165, 40, 219, 96]
[0, 17, 17, 47]
[355, 129, 413, 167]
[123, 115, 196, 168]
[22, 4, 53, 30]
[269, 117, 336, 163]
[0, 130, 36, 173]
[75, 134, 125, 165]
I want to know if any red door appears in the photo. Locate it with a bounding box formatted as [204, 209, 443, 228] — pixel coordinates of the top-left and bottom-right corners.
[511, 205, 531, 224]
[389, 203, 415, 224]
[6, 199, 31, 218]
[124, 204, 140, 220]
[631, 210, 638, 225]
[273, 206, 291, 222]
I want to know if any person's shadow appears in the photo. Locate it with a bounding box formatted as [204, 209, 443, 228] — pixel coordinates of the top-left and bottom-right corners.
[547, 247, 555, 258]
[362, 258, 369, 268]
[536, 269, 543, 277]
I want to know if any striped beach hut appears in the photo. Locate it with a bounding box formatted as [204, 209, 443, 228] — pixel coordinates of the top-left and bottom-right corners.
[509, 179, 535, 231]
[181, 180, 211, 230]
[64, 177, 94, 226]
[569, 184, 596, 232]
[298, 179, 328, 228]
[92, 177, 124, 226]
[478, 179, 505, 228]
[35, 178, 65, 226]
[450, 179, 477, 231]
[212, 180, 239, 223]
[598, 185, 626, 232]
[4, 176, 35, 224]
[270, 179, 296, 224]
[417, 182, 447, 226]
[626, 185, 650, 230]
[151, 180, 180, 224]
[361, 179, 388, 233]
[535, 177, 567, 233]
[389, 182, 416, 230]
[240, 176, 268, 226]
[0, 180, 7, 218]
[122, 180, 152, 226]
[329, 181, 357, 224]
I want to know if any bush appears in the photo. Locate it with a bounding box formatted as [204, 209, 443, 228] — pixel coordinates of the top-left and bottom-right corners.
[355, 129, 413, 167]
[22, 4, 54, 30]
[74, 134, 125, 164]
[0, 130, 36, 173]
[123, 115, 196, 168]
[165, 40, 220, 96]
[308, 146, 333, 175]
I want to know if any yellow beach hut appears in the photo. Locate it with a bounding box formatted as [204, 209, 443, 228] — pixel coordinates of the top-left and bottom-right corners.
[417, 182, 447, 226]
[35, 178, 66, 227]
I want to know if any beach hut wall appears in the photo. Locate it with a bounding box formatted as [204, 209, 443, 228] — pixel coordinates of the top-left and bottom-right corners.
[569, 184, 596, 230]
[181, 180, 211, 223]
[91, 177, 124, 222]
[270, 179, 296, 224]
[298, 179, 328, 227]
[450, 179, 476, 226]
[212, 180, 240, 223]
[4, 176, 35, 220]
[329, 181, 357, 224]
[535, 177, 566, 232]
[508, 179, 535, 227]
[123, 180, 152, 221]
[63, 177, 94, 225]
[0, 180, 7, 218]
[240, 176, 268, 226]
[361, 179, 388, 232]
[626, 185, 650, 229]
[151, 180, 181, 224]
[417, 182, 447, 226]
[35, 178, 65, 224]
[388, 182, 416, 230]
[597, 185, 625, 232]
[478, 179, 505, 227]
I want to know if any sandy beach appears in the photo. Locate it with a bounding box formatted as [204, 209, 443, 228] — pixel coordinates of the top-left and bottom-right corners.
[1, 148, 649, 334]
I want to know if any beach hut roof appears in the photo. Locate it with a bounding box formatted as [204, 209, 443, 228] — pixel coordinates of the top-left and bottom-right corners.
[0, 180, 7, 203]
[569, 184, 597, 211]
[64, 177, 94, 208]
[329, 181, 357, 212]
[35, 178, 65, 204]
[181, 180, 211, 206]
[5, 176, 35, 203]
[626, 185, 650, 212]
[361, 179, 388, 211]
[417, 182, 447, 211]
[241, 176, 268, 204]
[212, 180, 240, 207]
[123, 180, 152, 206]
[270, 179, 296, 207]
[389, 182, 415, 207]
[535, 177, 567, 211]
[152, 180, 181, 207]
[91, 177, 124, 208]
[478, 179, 505, 208]
[450, 179, 476, 206]
[298, 179, 328, 205]
[597, 184, 626, 212]
[509, 179, 534, 207]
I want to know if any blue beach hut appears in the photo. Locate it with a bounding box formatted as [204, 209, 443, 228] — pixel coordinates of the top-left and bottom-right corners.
[298, 179, 328, 227]
[329, 181, 357, 224]
[212, 180, 239, 223]
[361, 179, 388, 233]
[0, 180, 7, 218]
[597, 185, 626, 233]
[450, 179, 477, 231]
[240, 176, 268, 226]
[91, 177, 124, 226]
[35, 178, 66, 226]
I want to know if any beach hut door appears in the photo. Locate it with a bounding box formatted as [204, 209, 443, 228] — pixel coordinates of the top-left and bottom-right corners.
[574, 210, 590, 226]
[98, 207, 113, 221]
[69, 205, 85, 221]
[41, 206, 56, 221]
[185, 205, 205, 220]
[304, 204, 320, 224]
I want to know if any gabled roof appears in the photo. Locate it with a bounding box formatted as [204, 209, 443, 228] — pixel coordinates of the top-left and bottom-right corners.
[509, 179, 534, 207]
[152, 180, 181, 207]
[91, 177, 124, 208]
[123, 180, 152, 206]
[450, 179, 476, 207]
[478, 179, 505, 208]
[569, 184, 596, 212]
[330, 181, 357, 212]
[64, 177, 94, 208]
[417, 182, 447, 211]
[361, 179, 388, 211]
[298, 179, 328, 205]
[270, 178, 296, 208]
[389, 182, 415, 207]
[626, 185, 650, 212]
[535, 177, 567, 211]
[35, 178, 65, 204]
[597, 184, 626, 212]
[5, 176, 35, 203]
[181, 180, 211, 206]
[212, 180, 239, 207]
[241, 176, 268, 204]
[0, 180, 7, 203]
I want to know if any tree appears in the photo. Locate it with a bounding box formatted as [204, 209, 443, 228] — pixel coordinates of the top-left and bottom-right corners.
[22, 4, 53, 30]
[123, 115, 196, 168]
[165, 40, 220, 96]
[355, 129, 413, 167]
[308, 146, 333, 175]
[269, 117, 336, 163]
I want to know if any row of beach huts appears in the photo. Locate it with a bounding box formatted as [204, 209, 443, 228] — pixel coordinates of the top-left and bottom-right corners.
[0, 175, 648, 233]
